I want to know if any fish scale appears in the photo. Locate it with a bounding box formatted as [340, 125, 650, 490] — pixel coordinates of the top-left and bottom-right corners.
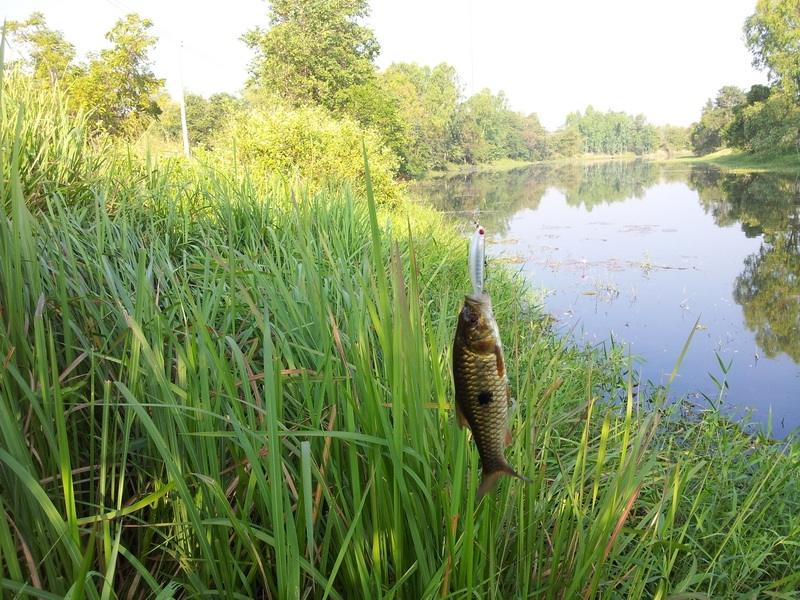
[453, 344, 511, 474]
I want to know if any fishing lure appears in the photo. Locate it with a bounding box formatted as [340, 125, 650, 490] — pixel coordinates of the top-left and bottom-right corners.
[468, 223, 485, 296]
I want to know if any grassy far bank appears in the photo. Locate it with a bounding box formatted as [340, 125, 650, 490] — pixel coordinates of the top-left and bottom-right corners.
[424, 151, 697, 179]
[3, 71, 800, 600]
[424, 147, 796, 182]
[667, 148, 800, 174]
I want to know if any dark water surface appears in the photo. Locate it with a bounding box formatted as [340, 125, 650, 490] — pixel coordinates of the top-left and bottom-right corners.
[414, 161, 800, 437]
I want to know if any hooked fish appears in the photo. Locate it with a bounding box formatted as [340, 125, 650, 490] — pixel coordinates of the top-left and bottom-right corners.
[453, 225, 530, 498]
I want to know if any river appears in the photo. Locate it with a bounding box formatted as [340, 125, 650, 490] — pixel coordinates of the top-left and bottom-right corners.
[414, 160, 800, 437]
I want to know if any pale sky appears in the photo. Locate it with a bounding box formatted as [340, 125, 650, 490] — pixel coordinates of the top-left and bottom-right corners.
[1, 0, 766, 130]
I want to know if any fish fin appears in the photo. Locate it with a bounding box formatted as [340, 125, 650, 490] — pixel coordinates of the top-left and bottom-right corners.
[477, 464, 531, 499]
[494, 344, 505, 379]
[477, 470, 506, 499]
[505, 428, 513, 447]
[455, 403, 469, 429]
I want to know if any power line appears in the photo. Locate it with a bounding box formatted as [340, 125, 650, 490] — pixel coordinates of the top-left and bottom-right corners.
[100, 0, 233, 75]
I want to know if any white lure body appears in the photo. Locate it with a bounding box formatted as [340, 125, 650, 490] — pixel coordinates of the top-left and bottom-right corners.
[469, 224, 486, 296]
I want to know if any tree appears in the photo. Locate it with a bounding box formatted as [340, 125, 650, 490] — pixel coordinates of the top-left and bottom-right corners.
[338, 80, 406, 158]
[451, 89, 527, 164]
[745, 0, 800, 100]
[629, 115, 658, 155]
[380, 62, 460, 175]
[658, 125, 692, 156]
[5, 12, 76, 84]
[159, 92, 244, 148]
[690, 86, 746, 154]
[521, 113, 549, 161]
[243, 0, 380, 113]
[727, 90, 800, 152]
[715, 85, 747, 110]
[726, 85, 771, 148]
[548, 125, 583, 158]
[71, 14, 164, 136]
[566, 107, 658, 155]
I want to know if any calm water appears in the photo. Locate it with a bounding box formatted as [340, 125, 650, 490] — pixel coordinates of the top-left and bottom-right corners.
[415, 161, 800, 437]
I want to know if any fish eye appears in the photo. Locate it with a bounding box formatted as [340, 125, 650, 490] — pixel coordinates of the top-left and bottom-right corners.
[462, 306, 478, 324]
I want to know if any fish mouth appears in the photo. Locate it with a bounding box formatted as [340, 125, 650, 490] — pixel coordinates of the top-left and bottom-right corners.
[464, 293, 493, 319]
[464, 292, 491, 306]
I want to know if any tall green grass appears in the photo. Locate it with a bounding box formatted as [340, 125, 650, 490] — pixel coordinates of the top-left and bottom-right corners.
[2, 62, 800, 599]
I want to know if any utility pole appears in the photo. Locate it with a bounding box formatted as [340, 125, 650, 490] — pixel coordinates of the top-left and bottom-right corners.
[178, 41, 190, 158]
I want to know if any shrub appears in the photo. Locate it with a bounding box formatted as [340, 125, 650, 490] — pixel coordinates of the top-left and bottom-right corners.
[215, 103, 401, 203]
[735, 91, 800, 154]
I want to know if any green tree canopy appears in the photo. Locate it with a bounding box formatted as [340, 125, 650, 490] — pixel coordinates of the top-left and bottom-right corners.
[7, 12, 164, 138]
[566, 106, 658, 155]
[521, 113, 549, 160]
[243, 0, 380, 112]
[451, 89, 527, 164]
[745, 0, 800, 100]
[724, 84, 799, 154]
[220, 103, 399, 202]
[715, 85, 747, 110]
[379, 62, 460, 175]
[722, 1, 800, 153]
[6, 12, 76, 84]
[159, 92, 244, 149]
[658, 125, 692, 155]
[548, 125, 583, 158]
[690, 86, 746, 154]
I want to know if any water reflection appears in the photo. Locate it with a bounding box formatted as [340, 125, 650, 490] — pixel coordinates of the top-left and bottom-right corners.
[414, 160, 663, 234]
[692, 171, 800, 363]
[414, 161, 800, 434]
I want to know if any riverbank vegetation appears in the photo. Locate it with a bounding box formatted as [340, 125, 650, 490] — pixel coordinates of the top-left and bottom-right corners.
[689, 0, 799, 162]
[673, 148, 800, 173]
[3, 37, 800, 598]
[6, 2, 688, 182]
[4, 2, 800, 597]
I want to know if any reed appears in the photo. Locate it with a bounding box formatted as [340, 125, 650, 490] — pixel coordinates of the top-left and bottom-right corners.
[2, 60, 800, 599]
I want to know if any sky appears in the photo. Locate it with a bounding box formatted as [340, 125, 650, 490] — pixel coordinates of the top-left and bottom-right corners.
[1, 0, 766, 130]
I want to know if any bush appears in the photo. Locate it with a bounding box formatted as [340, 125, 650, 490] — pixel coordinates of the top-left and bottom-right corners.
[215, 103, 401, 203]
[732, 91, 800, 154]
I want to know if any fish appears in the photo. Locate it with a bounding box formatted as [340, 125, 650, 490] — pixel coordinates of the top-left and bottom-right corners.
[453, 224, 530, 498]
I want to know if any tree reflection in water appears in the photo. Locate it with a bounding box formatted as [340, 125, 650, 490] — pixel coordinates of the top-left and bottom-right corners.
[692, 170, 800, 363]
[419, 162, 800, 365]
[412, 160, 661, 235]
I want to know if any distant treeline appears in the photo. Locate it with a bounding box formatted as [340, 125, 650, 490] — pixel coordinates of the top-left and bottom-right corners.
[5, 1, 691, 184]
[162, 81, 687, 178]
[690, 0, 799, 157]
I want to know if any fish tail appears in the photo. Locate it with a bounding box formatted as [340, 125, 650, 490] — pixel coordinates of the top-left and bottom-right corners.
[477, 463, 532, 499]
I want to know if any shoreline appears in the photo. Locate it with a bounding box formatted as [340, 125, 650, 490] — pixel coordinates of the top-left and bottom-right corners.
[659, 148, 800, 173]
[423, 152, 687, 179]
[423, 148, 798, 180]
